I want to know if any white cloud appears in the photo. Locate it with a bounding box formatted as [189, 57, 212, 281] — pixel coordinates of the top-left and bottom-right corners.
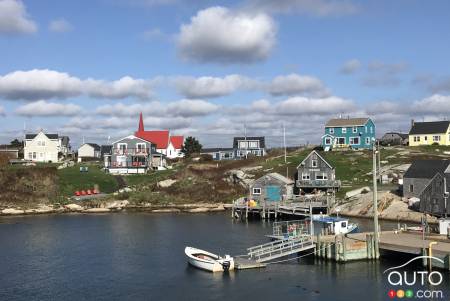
[340, 59, 361, 74]
[16, 100, 81, 117]
[274, 96, 355, 115]
[268, 74, 329, 97]
[244, 0, 358, 16]
[0, 69, 154, 101]
[0, 0, 37, 34]
[95, 102, 165, 117]
[177, 6, 276, 63]
[0, 106, 5, 116]
[49, 18, 73, 33]
[411, 94, 450, 114]
[174, 74, 255, 98]
[167, 99, 219, 117]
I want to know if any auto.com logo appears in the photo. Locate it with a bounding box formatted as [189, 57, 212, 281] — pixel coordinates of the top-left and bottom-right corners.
[383, 256, 445, 299]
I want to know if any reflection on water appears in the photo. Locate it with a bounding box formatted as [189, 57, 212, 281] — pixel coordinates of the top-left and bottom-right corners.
[0, 213, 447, 301]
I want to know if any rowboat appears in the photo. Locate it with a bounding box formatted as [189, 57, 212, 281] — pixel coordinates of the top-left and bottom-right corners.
[184, 247, 234, 272]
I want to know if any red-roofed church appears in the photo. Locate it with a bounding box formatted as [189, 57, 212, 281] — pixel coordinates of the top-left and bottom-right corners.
[135, 113, 184, 159]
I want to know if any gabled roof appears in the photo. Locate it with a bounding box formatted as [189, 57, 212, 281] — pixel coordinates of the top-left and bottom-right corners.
[201, 147, 234, 153]
[135, 130, 170, 149]
[81, 143, 100, 151]
[384, 132, 408, 139]
[233, 136, 265, 148]
[266, 172, 294, 185]
[403, 160, 450, 179]
[25, 133, 59, 140]
[409, 121, 450, 135]
[170, 136, 184, 149]
[325, 117, 370, 127]
[112, 135, 154, 146]
[296, 150, 334, 170]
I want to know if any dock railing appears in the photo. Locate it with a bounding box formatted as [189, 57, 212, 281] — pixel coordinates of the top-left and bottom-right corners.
[272, 220, 311, 239]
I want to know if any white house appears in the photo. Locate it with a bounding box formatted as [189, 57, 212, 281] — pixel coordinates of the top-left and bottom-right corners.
[77, 143, 101, 162]
[24, 131, 69, 162]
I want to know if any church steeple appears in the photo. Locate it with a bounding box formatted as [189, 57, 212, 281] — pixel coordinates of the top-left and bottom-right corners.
[138, 112, 144, 132]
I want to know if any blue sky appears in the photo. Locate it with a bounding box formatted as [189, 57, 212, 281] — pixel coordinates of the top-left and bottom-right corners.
[0, 0, 450, 148]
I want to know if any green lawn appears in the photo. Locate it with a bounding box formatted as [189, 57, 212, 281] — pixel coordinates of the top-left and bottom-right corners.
[57, 164, 118, 197]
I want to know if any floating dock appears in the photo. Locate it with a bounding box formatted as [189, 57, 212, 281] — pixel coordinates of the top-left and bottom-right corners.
[234, 257, 267, 270]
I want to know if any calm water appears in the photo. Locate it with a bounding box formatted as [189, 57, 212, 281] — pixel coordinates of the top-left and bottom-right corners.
[0, 213, 449, 301]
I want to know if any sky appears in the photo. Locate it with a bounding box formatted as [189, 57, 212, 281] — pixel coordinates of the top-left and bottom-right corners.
[0, 0, 450, 148]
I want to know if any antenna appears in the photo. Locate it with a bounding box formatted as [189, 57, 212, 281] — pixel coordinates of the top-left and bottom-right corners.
[283, 122, 287, 164]
[244, 122, 247, 159]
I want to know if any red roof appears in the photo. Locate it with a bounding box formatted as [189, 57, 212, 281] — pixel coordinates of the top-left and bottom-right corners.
[135, 130, 170, 149]
[170, 136, 184, 149]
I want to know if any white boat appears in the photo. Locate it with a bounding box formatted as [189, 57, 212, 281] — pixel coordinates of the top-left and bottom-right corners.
[312, 215, 358, 235]
[184, 247, 234, 272]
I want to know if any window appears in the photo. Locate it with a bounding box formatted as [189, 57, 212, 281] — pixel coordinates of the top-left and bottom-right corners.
[433, 136, 441, 142]
[316, 173, 328, 180]
[350, 137, 360, 145]
[341, 222, 347, 228]
[414, 136, 420, 142]
[352, 127, 358, 133]
[409, 185, 414, 193]
[329, 128, 334, 134]
[118, 143, 127, 154]
[28, 152, 32, 159]
[370, 127, 373, 134]
[311, 159, 318, 168]
[253, 188, 261, 195]
[239, 141, 247, 149]
[136, 143, 146, 153]
[365, 126, 368, 133]
[32, 152, 36, 159]
[342, 128, 347, 134]
[337, 137, 345, 145]
[365, 137, 370, 145]
[325, 137, 332, 145]
[302, 173, 310, 180]
[249, 141, 258, 148]
[424, 136, 428, 141]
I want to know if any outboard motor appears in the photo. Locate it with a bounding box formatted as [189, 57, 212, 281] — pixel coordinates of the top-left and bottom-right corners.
[221, 260, 231, 271]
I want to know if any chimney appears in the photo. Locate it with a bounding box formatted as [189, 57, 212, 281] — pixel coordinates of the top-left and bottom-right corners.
[411, 119, 415, 128]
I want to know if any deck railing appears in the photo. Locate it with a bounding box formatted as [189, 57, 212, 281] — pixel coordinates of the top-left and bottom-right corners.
[112, 147, 151, 156]
[296, 179, 341, 188]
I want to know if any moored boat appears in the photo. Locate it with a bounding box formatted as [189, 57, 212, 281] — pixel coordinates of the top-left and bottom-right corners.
[184, 247, 234, 272]
[312, 216, 358, 235]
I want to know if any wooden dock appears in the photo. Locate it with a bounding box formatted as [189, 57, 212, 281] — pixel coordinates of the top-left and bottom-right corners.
[234, 257, 267, 270]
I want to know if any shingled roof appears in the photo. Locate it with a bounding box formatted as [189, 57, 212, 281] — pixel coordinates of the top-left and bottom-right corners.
[233, 137, 265, 148]
[325, 118, 370, 127]
[403, 160, 450, 179]
[409, 121, 450, 135]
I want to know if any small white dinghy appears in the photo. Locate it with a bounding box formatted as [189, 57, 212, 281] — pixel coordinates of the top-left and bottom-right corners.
[184, 247, 234, 272]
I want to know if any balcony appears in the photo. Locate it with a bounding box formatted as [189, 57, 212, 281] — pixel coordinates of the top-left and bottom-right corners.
[112, 147, 151, 156]
[109, 161, 149, 168]
[296, 180, 341, 189]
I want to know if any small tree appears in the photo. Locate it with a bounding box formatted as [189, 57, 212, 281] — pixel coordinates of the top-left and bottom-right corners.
[182, 136, 202, 158]
[10, 139, 23, 148]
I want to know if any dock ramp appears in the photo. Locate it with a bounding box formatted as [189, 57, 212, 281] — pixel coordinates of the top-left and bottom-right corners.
[247, 235, 314, 263]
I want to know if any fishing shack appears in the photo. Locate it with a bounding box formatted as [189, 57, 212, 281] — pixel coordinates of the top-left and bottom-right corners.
[250, 173, 294, 203]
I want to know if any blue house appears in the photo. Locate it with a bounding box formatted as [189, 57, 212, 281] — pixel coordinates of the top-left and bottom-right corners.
[322, 117, 375, 151]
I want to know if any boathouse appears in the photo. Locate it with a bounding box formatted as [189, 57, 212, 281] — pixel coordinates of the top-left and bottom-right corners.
[250, 173, 294, 203]
[296, 150, 340, 193]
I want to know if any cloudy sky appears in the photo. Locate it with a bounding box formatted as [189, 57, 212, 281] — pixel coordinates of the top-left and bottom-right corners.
[1, 0, 450, 148]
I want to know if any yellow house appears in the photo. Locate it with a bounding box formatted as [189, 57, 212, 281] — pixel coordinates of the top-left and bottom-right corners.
[408, 121, 450, 146]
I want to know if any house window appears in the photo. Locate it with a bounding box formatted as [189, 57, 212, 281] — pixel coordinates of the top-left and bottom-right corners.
[433, 135, 441, 142]
[329, 128, 334, 134]
[414, 136, 420, 142]
[325, 137, 332, 145]
[424, 136, 428, 141]
[253, 188, 261, 195]
[365, 126, 368, 133]
[118, 143, 127, 154]
[136, 143, 146, 153]
[28, 152, 32, 159]
[337, 137, 346, 145]
[311, 159, 318, 168]
[350, 137, 360, 145]
[370, 127, 373, 134]
[249, 141, 258, 148]
[342, 128, 347, 134]
[239, 141, 248, 149]
[352, 127, 358, 133]
[33, 152, 36, 159]
[365, 137, 370, 145]
[316, 173, 328, 180]
[409, 185, 414, 193]
[302, 173, 310, 180]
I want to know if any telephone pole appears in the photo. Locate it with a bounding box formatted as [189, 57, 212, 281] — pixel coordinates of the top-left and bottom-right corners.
[372, 140, 380, 258]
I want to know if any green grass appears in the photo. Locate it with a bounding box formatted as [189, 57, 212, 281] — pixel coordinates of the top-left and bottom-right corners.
[57, 164, 118, 197]
[124, 169, 176, 187]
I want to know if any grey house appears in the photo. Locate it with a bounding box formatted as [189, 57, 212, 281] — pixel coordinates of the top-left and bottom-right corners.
[250, 173, 294, 203]
[418, 173, 449, 216]
[233, 136, 266, 158]
[380, 132, 408, 146]
[105, 135, 157, 174]
[296, 150, 340, 192]
[403, 160, 450, 199]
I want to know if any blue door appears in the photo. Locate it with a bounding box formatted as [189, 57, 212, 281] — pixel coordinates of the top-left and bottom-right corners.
[266, 186, 281, 202]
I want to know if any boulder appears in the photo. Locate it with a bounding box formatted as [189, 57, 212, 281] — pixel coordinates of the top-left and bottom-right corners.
[158, 179, 177, 188]
[2, 208, 25, 215]
[187, 207, 210, 213]
[65, 203, 83, 211]
[106, 200, 129, 209]
[345, 186, 371, 199]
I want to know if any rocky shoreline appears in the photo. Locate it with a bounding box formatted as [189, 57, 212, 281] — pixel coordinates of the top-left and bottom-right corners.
[0, 201, 231, 216]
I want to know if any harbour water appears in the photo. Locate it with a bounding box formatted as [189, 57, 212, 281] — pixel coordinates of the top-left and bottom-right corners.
[0, 212, 449, 300]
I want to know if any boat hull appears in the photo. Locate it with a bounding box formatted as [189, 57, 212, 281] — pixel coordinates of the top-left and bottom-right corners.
[185, 247, 234, 272]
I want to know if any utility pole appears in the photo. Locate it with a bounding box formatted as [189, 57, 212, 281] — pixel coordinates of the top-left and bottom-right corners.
[283, 122, 287, 164]
[444, 177, 448, 219]
[372, 140, 380, 258]
[244, 122, 248, 159]
[377, 140, 381, 186]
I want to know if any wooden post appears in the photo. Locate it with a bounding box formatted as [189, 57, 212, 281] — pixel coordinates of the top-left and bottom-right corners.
[245, 201, 248, 220]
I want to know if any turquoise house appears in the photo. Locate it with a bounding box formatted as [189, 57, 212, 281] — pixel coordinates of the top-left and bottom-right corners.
[322, 117, 375, 151]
